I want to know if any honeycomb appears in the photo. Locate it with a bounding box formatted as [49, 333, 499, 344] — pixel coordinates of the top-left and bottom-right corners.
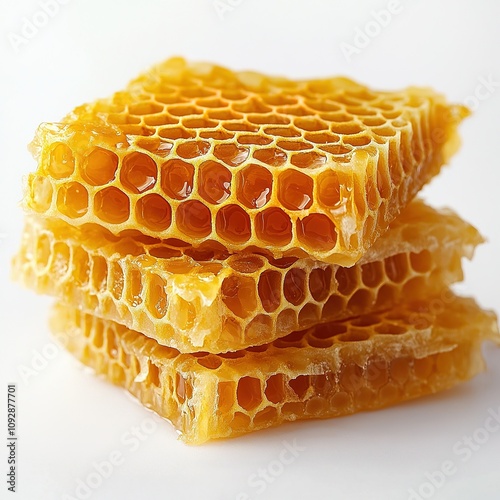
[25, 57, 468, 265]
[12, 201, 482, 353]
[50, 295, 499, 444]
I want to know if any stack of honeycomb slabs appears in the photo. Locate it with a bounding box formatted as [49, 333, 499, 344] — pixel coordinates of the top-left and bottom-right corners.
[13, 58, 499, 444]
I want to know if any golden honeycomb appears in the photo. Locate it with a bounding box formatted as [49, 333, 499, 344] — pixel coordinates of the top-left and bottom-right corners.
[25, 57, 468, 265]
[12, 201, 482, 353]
[50, 295, 499, 444]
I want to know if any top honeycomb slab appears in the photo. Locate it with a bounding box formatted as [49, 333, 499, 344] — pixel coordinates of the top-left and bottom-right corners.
[26, 58, 468, 265]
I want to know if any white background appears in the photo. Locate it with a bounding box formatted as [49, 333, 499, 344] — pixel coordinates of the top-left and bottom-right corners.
[1, 1, 499, 499]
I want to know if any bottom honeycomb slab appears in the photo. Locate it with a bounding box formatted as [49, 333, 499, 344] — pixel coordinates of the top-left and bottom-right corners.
[50, 295, 499, 444]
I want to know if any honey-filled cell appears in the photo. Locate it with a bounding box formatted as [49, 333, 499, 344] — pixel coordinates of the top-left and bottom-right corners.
[160, 159, 194, 200]
[255, 208, 292, 246]
[258, 270, 282, 313]
[297, 214, 337, 251]
[317, 171, 341, 208]
[48, 143, 75, 179]
[216, 205, 251, 243]
[82, 147, 119, 186]
[136, 194, 172, 231]
[94, 187, 130, 224]
[236, 165, 272, 209]
[120, 152, 157, 194]
[198, 161, 232, 204]
[278, 170, 313, 210]
[176, 200, 212, 238]
[56, 182, 88, 219]
[213, 144, 249, 166]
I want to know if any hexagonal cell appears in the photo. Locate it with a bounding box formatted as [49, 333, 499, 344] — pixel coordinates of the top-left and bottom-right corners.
[215, 204, 251, 243]
[196, 355, 222, 370]
[253, 406, 279, 426]
[110, 262, 124, 300]
[146, 274, 168, 319]
[236, 164, 272, 209]
[258, 270, 282, 313]
[321, 294, 345, 321]
[56, 182, 88, 219]
[340, 363, 364, 392]
[237, 377, 262, 411]
[237, 134, 272, 146]
[255, 208, 292, 246]
[50, 242, 70, 280]
[278, 170, 313, 210]
[347, 289, 373, 315]
[298, 303, 320, 328]
[217, 381, 235, 413]
[308, 266, 332, 302]
[91, 255, 108, 293]
[276, 140, 310, 151]
[48, 143, 75, 179]
[289, 375, 310, 400]
[35, 233, 51, 271]
[174, 297, 196, 330]
[213, 144, 249, 166]
[360, 261, 384, 288]
[377, 161, 392, 199]
[30, 175, 53, 212]
[252, 148, 287, 167]
[312, 322, 347, 340]
[160, 159, 194, 199]
[290, 151, 326, 169]
[72, 246, 91, 286]
[176, 200, 212, 238]
[275, 308, 297, 336]
[375, 284, 396, 309]
[245, 314, 273, 342]
[175, 373, 193, 403]
[410, 250, 433, 273]
[297, 214, 337, 251]
[198, 161, 232, 204]
[264, 374, 286, 404]
[317, 170, 341, 208]
[135, 194, 171, 231]
[81, 147, 118, 186]
[221, 275, 257, 318]
[94, 187, 130, 224]
[176, 140, 210, 159]
[228, 255, 264, 274]
[294, 117, 328, 132]
[159, 127, 195, 140]
[230, 412, 252, 433]
[126, 268, 143, 307]
[284, 268, 307, 306]
[120, 152, 157, 194]
[136, 138, 173, 158]
[384, 253, 409, 283]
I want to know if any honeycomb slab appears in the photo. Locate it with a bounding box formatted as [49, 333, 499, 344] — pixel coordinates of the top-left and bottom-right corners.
[50, 295, 499, 444]
[13, 201, 481, 352]
[25, 57, 468, 265]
